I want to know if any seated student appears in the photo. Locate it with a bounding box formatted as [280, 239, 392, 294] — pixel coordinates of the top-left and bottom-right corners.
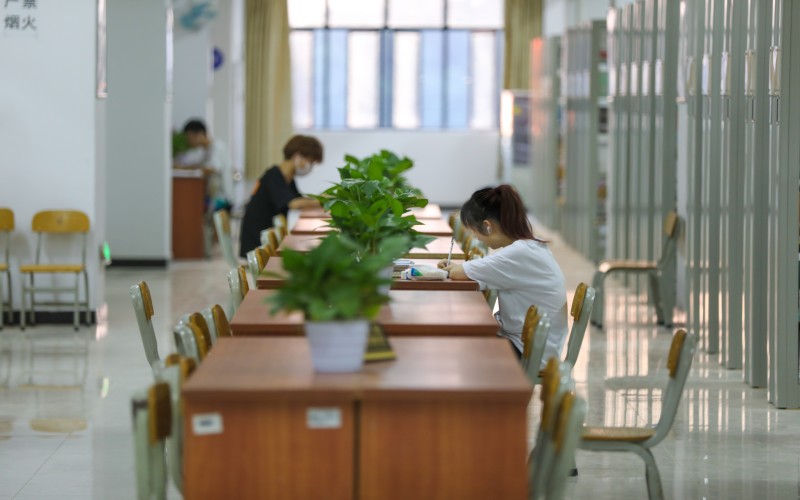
[440, 185, 568, 364]
[239, 135, 323, 257]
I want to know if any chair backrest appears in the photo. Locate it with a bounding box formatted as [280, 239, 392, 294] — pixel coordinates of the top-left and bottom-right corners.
[468, 247, 485, 261]
[246, 250, 260, 282]
[156, 357, 196, 493]
[255, 247, 270, 270]
[213, 210, 239, 269]
[648, 329, 695, 446]
[0, 208, 12, 264]
[263, 242, 278, 257]
[260, 227, 282, 248]
[273, 213, 287, 229]
[227, 265, 249, 313]
[187, 312, 213, 350]
[529, 358, 575, 497]
[657, 210, 680, 271]
[31, 210, 90, 265]
[521, 306, 551, 381]
[173, 322, 208, 363]
[564, 283, 596, 366]
[210, 304, 232, 337]
[547, 391, 587, 500]
[131, 382, 171, 500]
[200, 307, 218, 343]
[129, 281, 160, 369]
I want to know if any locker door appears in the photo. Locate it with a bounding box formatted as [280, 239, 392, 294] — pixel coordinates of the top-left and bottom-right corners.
[742, 0, 769, 387]
[719, 0, 747, 370]
[768, 0, 800, 408]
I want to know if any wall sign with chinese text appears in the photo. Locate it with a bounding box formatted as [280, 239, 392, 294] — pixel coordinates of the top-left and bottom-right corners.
[3, 0, 38, 34]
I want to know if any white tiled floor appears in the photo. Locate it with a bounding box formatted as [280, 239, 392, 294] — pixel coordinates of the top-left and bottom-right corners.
[0, 229, 799, 499]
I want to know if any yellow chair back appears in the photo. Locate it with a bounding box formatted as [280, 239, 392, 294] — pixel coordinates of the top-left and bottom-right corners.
[0, 208, 13, 231]
[32, 210, 89, 233]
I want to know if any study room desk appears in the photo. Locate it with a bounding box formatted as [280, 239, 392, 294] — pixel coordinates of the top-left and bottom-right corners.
[278, 234, 464, 260]
[290, 217, 453, 237]
[256, 257, 480, 291]
[182, 337, 531, 500]
[299, 203, 443, 220]
[230, 289, 498, 337]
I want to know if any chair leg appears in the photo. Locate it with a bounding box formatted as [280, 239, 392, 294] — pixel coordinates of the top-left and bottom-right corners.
[28, 274, 35, 327]
[4, 271, 11, 326]
[83, 271, 90, 326]
[633, 446, 664, 500]
[590, 271, 606, 327]
[73, 273, 79, 331]
[20, 276, 27, 330]
[648, 273, 668, 327]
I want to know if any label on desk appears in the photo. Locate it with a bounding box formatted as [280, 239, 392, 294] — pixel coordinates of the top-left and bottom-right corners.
[307, 408, 342, 429]
[192, 413, 224, 435]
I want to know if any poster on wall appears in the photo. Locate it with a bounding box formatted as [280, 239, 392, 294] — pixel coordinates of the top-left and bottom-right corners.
[96, 0, 107, 98]
[3, 0, 38, 35]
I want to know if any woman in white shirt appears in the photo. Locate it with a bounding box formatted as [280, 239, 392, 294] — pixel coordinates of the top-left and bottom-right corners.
[440, 185, 568, 364]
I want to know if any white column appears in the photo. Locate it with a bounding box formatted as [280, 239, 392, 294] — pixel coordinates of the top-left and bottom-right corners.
[106, 0, 172, 263]
[0, 0, 105, 312]
[172, 15, 211, 128]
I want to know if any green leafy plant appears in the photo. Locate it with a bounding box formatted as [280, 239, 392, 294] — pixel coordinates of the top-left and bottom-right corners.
[172, 130, 190, 158]
[339, 150, 423, 197]
[313, 178, 434, 258]
[266, 233, 409, 321]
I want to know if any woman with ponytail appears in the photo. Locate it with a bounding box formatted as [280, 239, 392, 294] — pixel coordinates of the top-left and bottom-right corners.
[440, 185, 568, 362]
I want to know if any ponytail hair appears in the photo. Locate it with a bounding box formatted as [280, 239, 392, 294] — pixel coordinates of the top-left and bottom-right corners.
[460, 185, 545, 242]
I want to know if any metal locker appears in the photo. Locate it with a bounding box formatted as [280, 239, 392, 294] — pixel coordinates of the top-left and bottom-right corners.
[653, 0, 680, 326]
[719, 0, 747, 370]
[767, 0, 800, 408]
[742, 0, 769, 387]
[528, 37, 561, 231]
[699, 0, 725, 354]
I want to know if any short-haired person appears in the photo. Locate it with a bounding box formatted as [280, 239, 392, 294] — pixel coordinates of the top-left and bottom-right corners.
[238, 135, 323, 257]
[439, 185, 568, 363]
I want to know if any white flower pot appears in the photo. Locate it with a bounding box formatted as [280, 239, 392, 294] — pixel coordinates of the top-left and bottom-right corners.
[305, 319, 370, 373]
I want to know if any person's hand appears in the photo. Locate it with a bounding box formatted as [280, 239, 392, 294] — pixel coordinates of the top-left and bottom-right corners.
[437, 259, 448, 269]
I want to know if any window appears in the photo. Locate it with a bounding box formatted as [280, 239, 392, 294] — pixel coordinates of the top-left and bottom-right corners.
[288, 0, 504, 130]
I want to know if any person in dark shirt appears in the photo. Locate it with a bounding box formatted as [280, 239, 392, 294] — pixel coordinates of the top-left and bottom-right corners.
[239, 135, 323, 257]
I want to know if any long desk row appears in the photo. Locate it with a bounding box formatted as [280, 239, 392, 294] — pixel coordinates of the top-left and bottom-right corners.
[182, 205, 532, 499]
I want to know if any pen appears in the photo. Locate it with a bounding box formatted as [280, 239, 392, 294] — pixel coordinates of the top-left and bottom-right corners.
[446, 237, 455, 267]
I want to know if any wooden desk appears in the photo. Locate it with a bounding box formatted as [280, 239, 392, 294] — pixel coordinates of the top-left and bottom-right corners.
[291, 218, 453, 237]
[231, 289, 498, 337]
[171, 172, 206, 259]
[278, 234, 464, 260]
[257, 258, 479, 291]
[183, 337, 530, 500]
[299, 204, 443, 220]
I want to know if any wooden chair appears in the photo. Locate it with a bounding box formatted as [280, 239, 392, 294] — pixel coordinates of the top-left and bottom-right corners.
[528, 358, 575, 498]
[546, 391, 587, 500]
[156, 356, 196, 493]
[520, 306, 551, 383]
[180, 312, 214, 349]
[272, 214, 288, 240]
[213, 210, 239, 269]
[20, 210, 90, 330]
[579, 330, 696, 500]
[260, 227, 281, 249]
[246, 246, 271, 282]
[467, 247, 485, 261]
[591, 211, 680, 328]
[227, 265, 249, 314]
[0, 208, 13, 329]
[563, 283, 596, 367]
[129, 281, 161, 370]
[199, 303, 232, 342]
[173, 321, 209, 364]
[131, 382, 171, 500]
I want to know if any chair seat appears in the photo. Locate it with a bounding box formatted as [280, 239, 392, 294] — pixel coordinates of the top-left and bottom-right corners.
[582, 426, 656, 442]
[0, 263, 7, 272]
[598, 260, 657, 273]
[20, 264, 85, 273]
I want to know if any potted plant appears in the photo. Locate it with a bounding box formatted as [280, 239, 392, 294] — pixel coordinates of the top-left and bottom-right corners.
[266, 233, 408, 372]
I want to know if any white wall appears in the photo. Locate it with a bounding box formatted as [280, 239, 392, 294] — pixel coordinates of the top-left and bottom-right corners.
[106, 0, 172, 261]
[0, 0, 104, 310]
[292, 131, 501, 206]
[172, 24, 211, 129]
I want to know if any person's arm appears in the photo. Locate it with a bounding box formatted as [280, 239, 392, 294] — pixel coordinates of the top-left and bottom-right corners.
[440, 263, 469, 280]
[288, 196, 321, 209]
